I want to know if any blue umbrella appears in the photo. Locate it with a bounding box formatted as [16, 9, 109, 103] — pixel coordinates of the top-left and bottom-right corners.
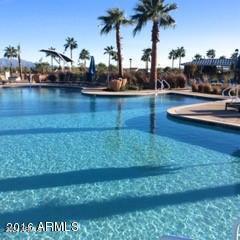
[87, 56, 96, 81]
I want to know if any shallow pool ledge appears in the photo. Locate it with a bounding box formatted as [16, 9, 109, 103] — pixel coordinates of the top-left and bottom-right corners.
[81, 88, 169, 97]
[167, 100, 240, 130]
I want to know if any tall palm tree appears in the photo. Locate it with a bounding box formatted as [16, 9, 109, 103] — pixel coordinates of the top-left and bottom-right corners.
[45, 47, 56, 71]
[79, 49, 90, 68]
[194, 54, 202, 60]
[99, 8, 130, 78]
[104, 46, 115, 83]
[176, 47, 185, 69]
[206, 49, 216, 59]
[64, 37, 78, 66]
[141, 48, 152, 72]
[132, 0, 177, 88]
[230, 49, 239, 80]
[168, 49, 177, 68]
[17, 45, 23, 80]
[4, 45, 17, 75]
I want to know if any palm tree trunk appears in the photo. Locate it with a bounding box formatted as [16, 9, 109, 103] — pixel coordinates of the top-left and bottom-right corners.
[150, 21, 159, 89]
[116, 25, 123, 78]
[18, 54, 22, 80]
[51, 56, 53, 71]
[146, 61, 148, 73]
[172, 58, 174, 68]
[107, 53, 111, 84]
[10, 58, 12, 76]
[70, 49, 73, 68]
[179, 57, 181, 69]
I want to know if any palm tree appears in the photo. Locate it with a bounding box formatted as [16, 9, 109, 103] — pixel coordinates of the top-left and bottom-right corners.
[168, 49, 177, 68]
[111, 51, 118, 62]
[176, 47, 186, 69]
[104, 46, 115, 83]
[99, 8, 130, 78]
[231, 49, 239, 80]
[194, 54, 202, 60]
[206, 49, 216, 59]
[132, 0, 177, 88]
[79, 49, 90, 68]
[231, 49, 239, 59]
[4, 45, 17, 75]
[141, 48, 152, 72]
[17, 45, 23, 80]
[64, 37, 78, 66]
[45, 47, 56, 71]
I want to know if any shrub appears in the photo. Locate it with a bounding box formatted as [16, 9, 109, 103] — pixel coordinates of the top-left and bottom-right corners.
[135, 70, 147, 85]
[97, 73, 108, 83]
[163, 73, 187, 89]
[192, 83, 198, 92]
[165, 73, 177, 88]
[203, 83, 212, 93]
[124, 72, 137, 85]
[124, 70, 148, 89]
[58, 72, 66, 82]
[212, 86, 221, 95]
[48, 74, 57, 82]
[198, 83, 204, 93]
[176, 74, 187, 88]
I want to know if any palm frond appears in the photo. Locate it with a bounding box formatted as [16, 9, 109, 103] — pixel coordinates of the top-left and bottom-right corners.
[98, 8, 130, 35]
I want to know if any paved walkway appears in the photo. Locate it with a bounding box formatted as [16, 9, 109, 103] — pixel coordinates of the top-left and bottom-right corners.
[168, 100, 240, 129]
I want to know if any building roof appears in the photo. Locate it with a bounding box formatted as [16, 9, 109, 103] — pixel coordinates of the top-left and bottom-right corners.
[182, 58, 235, 67]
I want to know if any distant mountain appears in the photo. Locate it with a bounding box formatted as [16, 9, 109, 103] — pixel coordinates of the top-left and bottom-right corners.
[0, 58, 35, 68]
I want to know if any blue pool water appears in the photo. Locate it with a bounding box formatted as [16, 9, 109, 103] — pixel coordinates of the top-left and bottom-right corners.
[0, 87, 239, 240]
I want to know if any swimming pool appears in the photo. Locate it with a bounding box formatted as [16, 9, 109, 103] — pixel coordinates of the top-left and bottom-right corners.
[0, 87, 239, 240]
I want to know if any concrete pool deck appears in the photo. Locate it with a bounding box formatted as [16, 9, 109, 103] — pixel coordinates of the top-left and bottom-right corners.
[81, 87, 227, 100]
[168, 100, 240, 130]
[81, 88, 162, 96]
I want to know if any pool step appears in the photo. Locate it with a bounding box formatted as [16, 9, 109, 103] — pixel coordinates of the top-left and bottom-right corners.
[161, 236, 192, 240]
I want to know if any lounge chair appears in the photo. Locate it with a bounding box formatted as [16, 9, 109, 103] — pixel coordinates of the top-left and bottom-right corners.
[225, 101, 240, 112]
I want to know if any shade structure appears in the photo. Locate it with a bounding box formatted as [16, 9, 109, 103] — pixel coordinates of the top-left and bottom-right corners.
[87, 56, 96, 81]
[40, 49, 73, 70]
[40, 49, 73, 63]
[181, 58, 235, 67]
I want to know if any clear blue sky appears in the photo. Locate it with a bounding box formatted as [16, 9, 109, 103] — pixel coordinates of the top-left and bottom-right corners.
[0, 0, 239, 68]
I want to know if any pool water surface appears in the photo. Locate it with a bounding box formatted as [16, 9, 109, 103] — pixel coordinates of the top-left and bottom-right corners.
[0, 87, 239, 240]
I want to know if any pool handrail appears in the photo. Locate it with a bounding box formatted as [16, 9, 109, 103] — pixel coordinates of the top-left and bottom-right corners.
[157, 79, 171, 91]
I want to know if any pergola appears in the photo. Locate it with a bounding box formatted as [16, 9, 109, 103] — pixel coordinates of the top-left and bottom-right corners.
[40, 49, 73, 69]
